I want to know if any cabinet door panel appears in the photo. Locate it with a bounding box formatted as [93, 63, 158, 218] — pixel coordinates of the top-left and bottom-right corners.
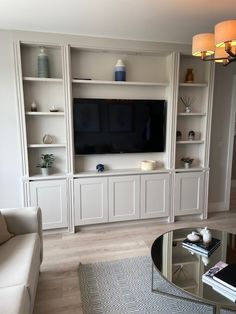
[74, 177, 108, 225]
[175, 172, 204, 216]
[30, 179, 68, 230]
[141, 174, 170, 219]
[109, 175, 140, 222]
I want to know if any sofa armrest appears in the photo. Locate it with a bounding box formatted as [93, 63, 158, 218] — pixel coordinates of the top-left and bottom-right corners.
[1, 207, 43, 262]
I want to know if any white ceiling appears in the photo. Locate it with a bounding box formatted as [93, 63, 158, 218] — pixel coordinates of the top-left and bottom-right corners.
[1, 0, 236, 44]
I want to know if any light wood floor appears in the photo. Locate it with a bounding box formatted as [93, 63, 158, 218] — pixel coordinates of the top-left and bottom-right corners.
[33, 211, 236, 314]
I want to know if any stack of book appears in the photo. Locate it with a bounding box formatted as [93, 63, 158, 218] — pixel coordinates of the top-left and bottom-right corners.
[202, 261, 236, 303]
[182, 237, 221, 257]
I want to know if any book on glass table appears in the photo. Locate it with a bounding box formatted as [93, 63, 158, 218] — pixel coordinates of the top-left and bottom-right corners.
[202, 261, 236, 303]
[213, 264, 236, 292]
[182, 237, 221, 256]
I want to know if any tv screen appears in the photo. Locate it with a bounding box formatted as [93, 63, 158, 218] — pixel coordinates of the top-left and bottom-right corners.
[73, 98, 167, 155]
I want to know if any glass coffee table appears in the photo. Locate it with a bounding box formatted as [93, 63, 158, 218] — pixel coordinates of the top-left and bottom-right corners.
[151, 228, 236, 313]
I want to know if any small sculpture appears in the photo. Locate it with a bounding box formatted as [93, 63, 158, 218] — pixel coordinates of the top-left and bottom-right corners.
[176, 130, 182, 141]
[187, 231, 200, 242]
[49, 106, 59, 112]
[43, 134, 53, 144]
[30, 101, 37, 112]
[96, 164, 104, 172]
[188, 130, 195, 140]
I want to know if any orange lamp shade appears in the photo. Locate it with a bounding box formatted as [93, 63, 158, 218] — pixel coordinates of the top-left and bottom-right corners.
[215, 20, 236, 47]
[192, 33, 215, 56]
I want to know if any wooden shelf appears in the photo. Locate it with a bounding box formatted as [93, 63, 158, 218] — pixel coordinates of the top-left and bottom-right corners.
[179, 83, 208, 87]
[177, 112, 206, 116]
[72, 79, 168, 87]
[28, 144, 66, 148]
[26, 112, 64, 116]
[23, 77, 63, 82]
[176, 140, 204, 144]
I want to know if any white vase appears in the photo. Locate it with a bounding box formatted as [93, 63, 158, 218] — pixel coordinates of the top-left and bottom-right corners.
[203, 228, 212, 245]
[184, 162, 190, 169]
[41, 168, 49, 176]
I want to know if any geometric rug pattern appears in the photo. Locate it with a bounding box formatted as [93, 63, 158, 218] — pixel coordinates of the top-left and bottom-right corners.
[79, 256, 216, 314]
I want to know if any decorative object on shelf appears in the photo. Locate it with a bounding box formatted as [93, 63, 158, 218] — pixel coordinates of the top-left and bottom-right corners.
[176, 130, 182, 141]
[192, 20, 236, 66]
[188, 130, 195, 140]
[37, 153, 55, 176]
[114, 59, 126, 81]
[30, 101, 37, 112]
[181, 157, 194, 169]
[49, 106, 59, 112]
[38, 47, 49, 78]
[187, 231, 200, 242]
[180, 96, 194, 113]
[201, 255, 210, 266]
[96, 164, 104, 172]
[42, 134, 53, 144]
[184, 68, 194, 83]
[140, 160, 157, 171]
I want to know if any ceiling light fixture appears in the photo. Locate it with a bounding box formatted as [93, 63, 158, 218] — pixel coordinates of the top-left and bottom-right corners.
[192, 20, 236, 66]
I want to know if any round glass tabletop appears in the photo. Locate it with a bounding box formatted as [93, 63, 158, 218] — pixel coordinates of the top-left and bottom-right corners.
[151, 227, 236, 309]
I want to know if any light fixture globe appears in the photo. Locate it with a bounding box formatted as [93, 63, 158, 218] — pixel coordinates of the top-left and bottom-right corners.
[192, 33, 214, 57]
[215, 20, 236, 48]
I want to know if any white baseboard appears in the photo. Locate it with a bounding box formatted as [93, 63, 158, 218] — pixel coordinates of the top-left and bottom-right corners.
[231, 180, 236, 188]
[208, 202, 228, 212]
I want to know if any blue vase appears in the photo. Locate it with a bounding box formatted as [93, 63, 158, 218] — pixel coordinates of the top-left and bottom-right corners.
[114, 59, 126, 81]
[38, 47, 49, 78]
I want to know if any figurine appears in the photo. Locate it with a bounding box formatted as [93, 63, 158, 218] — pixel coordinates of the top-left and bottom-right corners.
[176, 130, 182, 141]
[188, 130, 195, 140]
[96, 164, 104, 172]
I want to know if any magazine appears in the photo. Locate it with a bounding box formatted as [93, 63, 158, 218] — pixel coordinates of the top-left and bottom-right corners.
[213, 264, 236, 292]
[182, 237, 221, 256]
[202, 261, 236, 302]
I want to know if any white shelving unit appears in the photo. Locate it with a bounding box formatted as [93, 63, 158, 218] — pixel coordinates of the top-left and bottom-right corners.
[14, 39, 214, 231]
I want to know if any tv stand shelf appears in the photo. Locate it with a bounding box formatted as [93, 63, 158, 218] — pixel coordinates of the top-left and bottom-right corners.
[73, 168, 170, 178]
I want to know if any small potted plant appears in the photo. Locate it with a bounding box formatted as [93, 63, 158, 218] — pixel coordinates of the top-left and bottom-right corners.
[181, 157, 194, 169]
[37, 154, 55, 175]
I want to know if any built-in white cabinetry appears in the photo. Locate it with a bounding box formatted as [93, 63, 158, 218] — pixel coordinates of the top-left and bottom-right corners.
[174, 172, 204, 216]
[74, 177, 108, 225]
[109, 175, 140, 222]
[140, 174, 170, 219]
[14, 37, 214, 231]
[29, 179, 68, 230]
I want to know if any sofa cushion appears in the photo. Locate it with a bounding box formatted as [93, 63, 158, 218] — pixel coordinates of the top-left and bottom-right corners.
[0, 233, 41, 299]
[0, 285, 30, 314]
[0, 211, 13, 244]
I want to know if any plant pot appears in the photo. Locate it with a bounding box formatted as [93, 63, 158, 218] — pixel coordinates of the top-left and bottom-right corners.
[184, 162, 190, 169]
[41, 168, 49, 176]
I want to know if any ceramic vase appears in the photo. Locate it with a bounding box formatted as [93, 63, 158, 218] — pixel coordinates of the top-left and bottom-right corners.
[30, 101, 37, 112]
[185, 68, 194, 83]
[114, 59, 126, 81]
[38, 47, 49, 78]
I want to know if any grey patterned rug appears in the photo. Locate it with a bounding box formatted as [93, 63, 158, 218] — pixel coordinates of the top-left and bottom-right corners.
[78, 256, 216, 314]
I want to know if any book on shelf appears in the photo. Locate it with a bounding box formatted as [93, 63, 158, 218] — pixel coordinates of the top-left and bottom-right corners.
[202, 261, 236, 303]
[182, 237, 221, 256]
[213, 264, 236, 292]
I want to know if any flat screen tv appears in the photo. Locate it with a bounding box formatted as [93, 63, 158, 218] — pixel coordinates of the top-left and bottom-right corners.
[73, 98, 167, 155]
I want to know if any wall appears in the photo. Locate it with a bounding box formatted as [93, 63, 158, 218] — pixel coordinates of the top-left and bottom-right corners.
[0, 30, 22, 207]
[208, 63, 236, 211]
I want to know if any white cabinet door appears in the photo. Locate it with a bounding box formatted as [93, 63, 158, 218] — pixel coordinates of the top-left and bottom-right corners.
[29, 179, 68, 230]
[141, 174, 170, 219]
[174, 172, 204, 216]
[74, 177, 108, 225]
[108, 175, 140, 222]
